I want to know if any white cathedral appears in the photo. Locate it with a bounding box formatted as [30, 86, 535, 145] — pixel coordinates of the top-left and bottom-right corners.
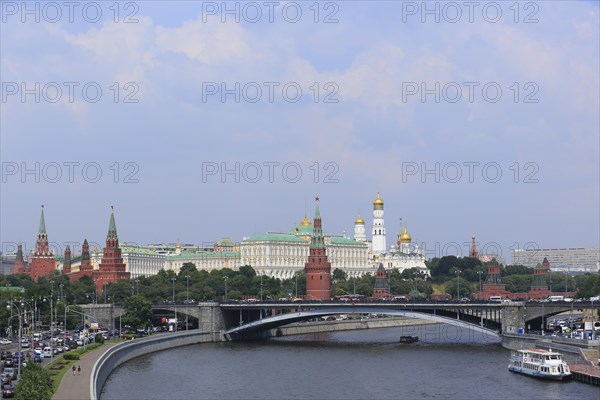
[355, 193, 429, 275]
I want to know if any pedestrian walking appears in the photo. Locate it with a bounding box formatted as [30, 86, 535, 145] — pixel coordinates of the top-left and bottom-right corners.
[77, 365, 81, 375]
[72, 365, 76, 376]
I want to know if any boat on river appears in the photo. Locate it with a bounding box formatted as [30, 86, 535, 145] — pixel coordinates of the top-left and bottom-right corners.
[399, 335, 419, 344]
[508, 348, 571, 380]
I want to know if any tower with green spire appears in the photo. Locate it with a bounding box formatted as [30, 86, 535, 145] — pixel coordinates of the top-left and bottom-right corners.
[93, 206, 130, 294]
[305, 197, 331, 300]
[29, 205, 56, 280]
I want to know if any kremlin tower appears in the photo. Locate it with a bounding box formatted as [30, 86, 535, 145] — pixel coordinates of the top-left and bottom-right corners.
[63, 245, 72, 274]
[371, 192, 386, 255]
[372, 264, 390, 298]
[304, 197, 331, 300]
[92, 207, 130, 293]
[29, 205, 56, 280]
[12, 243, 27, 275]
[469, 235, 478, 258]
[80, 239, 93, 272]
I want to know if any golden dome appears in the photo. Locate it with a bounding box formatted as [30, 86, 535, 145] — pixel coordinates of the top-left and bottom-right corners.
[400, 228, 411, 243]
[373, 192, 384, 206]
[355, 215, 365, 225]
[175, 243, 181, 249]
[300, 215, 312, 226]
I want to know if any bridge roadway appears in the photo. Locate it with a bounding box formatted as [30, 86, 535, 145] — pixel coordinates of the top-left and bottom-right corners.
[217, 301, 598, 338]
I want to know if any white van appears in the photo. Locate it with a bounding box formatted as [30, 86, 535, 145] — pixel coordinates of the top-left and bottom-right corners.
[489, 296, 502, 302]
[43, 347, 53, 358]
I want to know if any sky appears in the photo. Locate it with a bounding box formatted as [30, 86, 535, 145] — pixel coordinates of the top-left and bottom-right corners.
[1, 1, 599, 262]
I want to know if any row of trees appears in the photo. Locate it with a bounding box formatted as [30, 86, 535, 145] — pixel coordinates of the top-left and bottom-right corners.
[427, 256, 599, 298]
[1, 258, 598, 333]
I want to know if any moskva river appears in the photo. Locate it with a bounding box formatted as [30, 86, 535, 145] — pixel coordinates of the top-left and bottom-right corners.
[101, 324, 597, 400]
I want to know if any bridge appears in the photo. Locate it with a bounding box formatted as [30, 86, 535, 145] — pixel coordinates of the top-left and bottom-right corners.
[219, 301, 599, 339]
[77, 301, 598, 340]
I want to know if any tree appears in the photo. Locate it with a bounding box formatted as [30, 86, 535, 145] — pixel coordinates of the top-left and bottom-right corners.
[122, 295, 152, 330]
[15, 362, 52, 400]
[445, 277, 473, 299]
[503, 275, 531, 293]
[332, 268, 347, 282]
[503, 265, 533, 276]
[576, 273, 600, 298]
[179, 262, 198, 277]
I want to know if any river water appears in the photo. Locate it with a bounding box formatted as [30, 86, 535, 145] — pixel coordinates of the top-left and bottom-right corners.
[101, 323, 597, 400]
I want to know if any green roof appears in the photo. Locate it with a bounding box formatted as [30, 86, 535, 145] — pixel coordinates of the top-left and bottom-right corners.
[290, 225, 313, 235]
[38, 206, 46, 234]
[243, 233, 309, 244]
[107, 207, 117, 239]
[329, 236, 364, 245]
[168, 251, 240, 259]
[121, 245, 161, 255]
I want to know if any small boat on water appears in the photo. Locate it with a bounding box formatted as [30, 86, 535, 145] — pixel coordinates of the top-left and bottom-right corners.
[399, 335, 419, 343]
[508, 348, 571, 380]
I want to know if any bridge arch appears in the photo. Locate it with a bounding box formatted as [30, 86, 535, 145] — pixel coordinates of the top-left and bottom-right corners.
[226, 307, 500, 339]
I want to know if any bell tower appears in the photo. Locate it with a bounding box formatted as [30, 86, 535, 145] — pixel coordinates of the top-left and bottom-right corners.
[371, 192, 386, 255]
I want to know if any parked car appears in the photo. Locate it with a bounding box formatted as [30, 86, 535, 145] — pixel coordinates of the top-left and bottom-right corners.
[2, 383, 14, 398]
[0, 340, 11, 346]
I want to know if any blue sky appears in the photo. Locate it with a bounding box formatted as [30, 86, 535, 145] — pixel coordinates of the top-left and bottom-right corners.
[1, 1, 599, 262]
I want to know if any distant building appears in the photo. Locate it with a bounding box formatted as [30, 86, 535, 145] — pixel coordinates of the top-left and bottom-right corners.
[512, 247, 599, 273]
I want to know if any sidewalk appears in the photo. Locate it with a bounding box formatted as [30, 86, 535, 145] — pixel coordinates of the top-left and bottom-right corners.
[52, 343, 119, 400]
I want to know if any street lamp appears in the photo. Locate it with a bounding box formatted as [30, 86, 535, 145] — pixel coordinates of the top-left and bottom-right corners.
[185, 275, 190, 331]
[294, 273, 298, 298]
[43, 295, 54, 359]
[171, 277, 177, 332]
[455, 269, 461, 300]
[260, 274, 263, 302]
[18, 299, 34, 337]
[477, 270, 483, 300]
[7, 301, 23, 377]
[224, 276, 229, 302]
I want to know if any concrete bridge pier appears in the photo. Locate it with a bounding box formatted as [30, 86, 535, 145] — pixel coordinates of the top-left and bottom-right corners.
[501, 305, 525, 334]
[197, 302, 227, 341]
[78, 304, 126, 330]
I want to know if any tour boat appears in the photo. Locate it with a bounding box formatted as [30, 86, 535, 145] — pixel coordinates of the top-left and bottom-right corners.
[508, 348, 571, 380]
